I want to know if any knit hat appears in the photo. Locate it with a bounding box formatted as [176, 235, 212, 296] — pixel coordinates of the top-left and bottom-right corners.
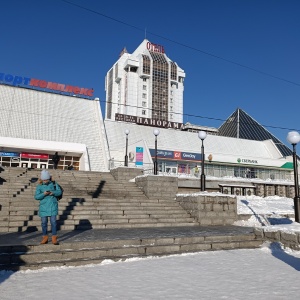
[41, 170, 51, 180]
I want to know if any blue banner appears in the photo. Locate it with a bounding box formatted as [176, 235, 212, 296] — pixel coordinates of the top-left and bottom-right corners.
[150, 149, 202, 161]
[0, 151, 20, 157]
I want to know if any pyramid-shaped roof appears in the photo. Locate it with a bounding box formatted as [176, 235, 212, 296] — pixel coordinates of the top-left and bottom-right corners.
[218, 108, 293, 157]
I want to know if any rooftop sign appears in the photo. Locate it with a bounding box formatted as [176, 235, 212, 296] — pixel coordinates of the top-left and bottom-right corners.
[0, 72, 94, 97]
[146, 42, 165, 54]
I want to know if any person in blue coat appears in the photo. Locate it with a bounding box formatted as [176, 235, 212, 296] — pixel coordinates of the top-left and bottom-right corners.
[35, 170, 62, 245]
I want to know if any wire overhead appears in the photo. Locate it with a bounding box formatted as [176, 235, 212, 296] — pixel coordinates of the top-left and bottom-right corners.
[59, 0, 300, 133]
[61, 0, 300, 87]
[99, 99, 300, 132]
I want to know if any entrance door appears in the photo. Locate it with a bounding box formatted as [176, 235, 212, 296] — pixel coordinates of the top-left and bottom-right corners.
[21, 162, 28, 168]
[20, 162, 48, 169]
[29, 162, 39, 169]
[165, 166, 177, 175]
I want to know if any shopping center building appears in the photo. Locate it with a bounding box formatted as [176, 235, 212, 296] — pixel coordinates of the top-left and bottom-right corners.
[0, 39, 295, 180]
[104, 119, 293, 180]
[0, 82, 109, 172]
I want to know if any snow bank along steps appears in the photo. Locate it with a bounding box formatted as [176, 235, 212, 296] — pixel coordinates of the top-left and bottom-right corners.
[0, 167, 199, 233]
[0, 226, 264, 271]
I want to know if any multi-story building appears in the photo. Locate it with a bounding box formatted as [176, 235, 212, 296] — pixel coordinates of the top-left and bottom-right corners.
[0, 43, 295, 183]
[105, 39, 185, 124]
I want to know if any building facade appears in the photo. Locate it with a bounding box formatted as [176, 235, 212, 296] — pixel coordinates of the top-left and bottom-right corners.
[0, 83, 109, 172]
[105, 39, 185, 124]
[104, 120, 294, 181]
[0, 42, 296, 183]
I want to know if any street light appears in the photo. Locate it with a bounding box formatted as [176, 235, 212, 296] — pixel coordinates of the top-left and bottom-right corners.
[124, 129, 130, 167]
[198, 131, 207, 191]
[153, 129, 160, 175]
[287, 131, 300, 223]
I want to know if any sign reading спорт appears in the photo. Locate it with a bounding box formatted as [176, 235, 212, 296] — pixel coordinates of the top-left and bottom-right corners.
[0, 72, 94, 97]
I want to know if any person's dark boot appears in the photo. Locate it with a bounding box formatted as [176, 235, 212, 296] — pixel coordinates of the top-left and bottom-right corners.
[52, 235, 59, 245]
[40, 236, 48, 244]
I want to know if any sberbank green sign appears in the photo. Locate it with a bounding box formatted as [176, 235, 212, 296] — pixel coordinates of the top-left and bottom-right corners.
[237, 158, 258, 164]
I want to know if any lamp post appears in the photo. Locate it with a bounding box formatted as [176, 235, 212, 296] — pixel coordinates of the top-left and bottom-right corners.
[124, 129, 130, 167]
[198, 131, 207, 191]
[287, 131, 300, 223]
[153, 129, 160, 175]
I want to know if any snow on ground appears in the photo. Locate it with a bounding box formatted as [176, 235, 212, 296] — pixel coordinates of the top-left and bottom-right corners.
[235, 195, 300, 233]
[1, 241, 300, 300]
[1, 195, 300, 299]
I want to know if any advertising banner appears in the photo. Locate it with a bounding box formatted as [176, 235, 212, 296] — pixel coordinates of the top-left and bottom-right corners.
[0, 152, 20, 157]
[0, 72, 94, 97]
[21, 153, 49, 159]
[135, 147, 144, 166]
[150, 149, 202, 161]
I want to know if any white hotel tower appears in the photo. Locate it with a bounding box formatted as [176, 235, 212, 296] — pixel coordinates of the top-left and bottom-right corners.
[105, 39, 185, 123]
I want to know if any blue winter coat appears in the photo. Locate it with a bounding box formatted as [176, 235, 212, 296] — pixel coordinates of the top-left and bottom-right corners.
[34, 181, 62, 217]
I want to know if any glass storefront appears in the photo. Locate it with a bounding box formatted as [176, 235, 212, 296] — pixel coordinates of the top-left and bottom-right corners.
[156, 159, 292, 181]
[0, 151, 81, 170]
[205, 163, 291, 181]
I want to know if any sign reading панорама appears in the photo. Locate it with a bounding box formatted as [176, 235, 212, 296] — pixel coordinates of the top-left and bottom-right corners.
[115, 113, 184, 130]
[0, 72, 94, 97]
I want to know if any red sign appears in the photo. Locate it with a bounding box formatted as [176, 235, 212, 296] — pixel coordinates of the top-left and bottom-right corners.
[174, 151, 181, 159]
[30, 79, 94, 97]
[21, 152, 49, 159]
[146, 42, 165, 54]
[0, 72, 94, 97]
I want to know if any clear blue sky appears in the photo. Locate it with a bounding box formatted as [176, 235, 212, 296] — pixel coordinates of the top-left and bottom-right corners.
[1, 0, 299, 147]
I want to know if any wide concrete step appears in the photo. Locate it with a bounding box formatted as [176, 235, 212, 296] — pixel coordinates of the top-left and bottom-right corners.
[5, 206, 187, 213]
[7, 200, 182, 208]
[1, 167, 198, 235]
[0, 227, 264, 271]
[7, 216, 197, 228]
[5, 221, 200, 232]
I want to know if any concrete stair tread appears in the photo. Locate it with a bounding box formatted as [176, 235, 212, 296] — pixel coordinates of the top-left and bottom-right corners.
[0, 226, 263, 270]
[1, 167, 200, 234]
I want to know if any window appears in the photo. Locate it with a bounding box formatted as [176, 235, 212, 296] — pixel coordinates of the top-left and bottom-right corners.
[170, 106, 173, 111]
[142, 110, 146, 115]
[142, 101, 147, 107]
[142, 93, 146, 99]
[142, 55, 150, 74]
[143, 85, 147, 90]
[143, 78, 147, 82]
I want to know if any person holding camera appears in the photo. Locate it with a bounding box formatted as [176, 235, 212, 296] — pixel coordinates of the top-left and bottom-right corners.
[34, 170, 62, 245]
